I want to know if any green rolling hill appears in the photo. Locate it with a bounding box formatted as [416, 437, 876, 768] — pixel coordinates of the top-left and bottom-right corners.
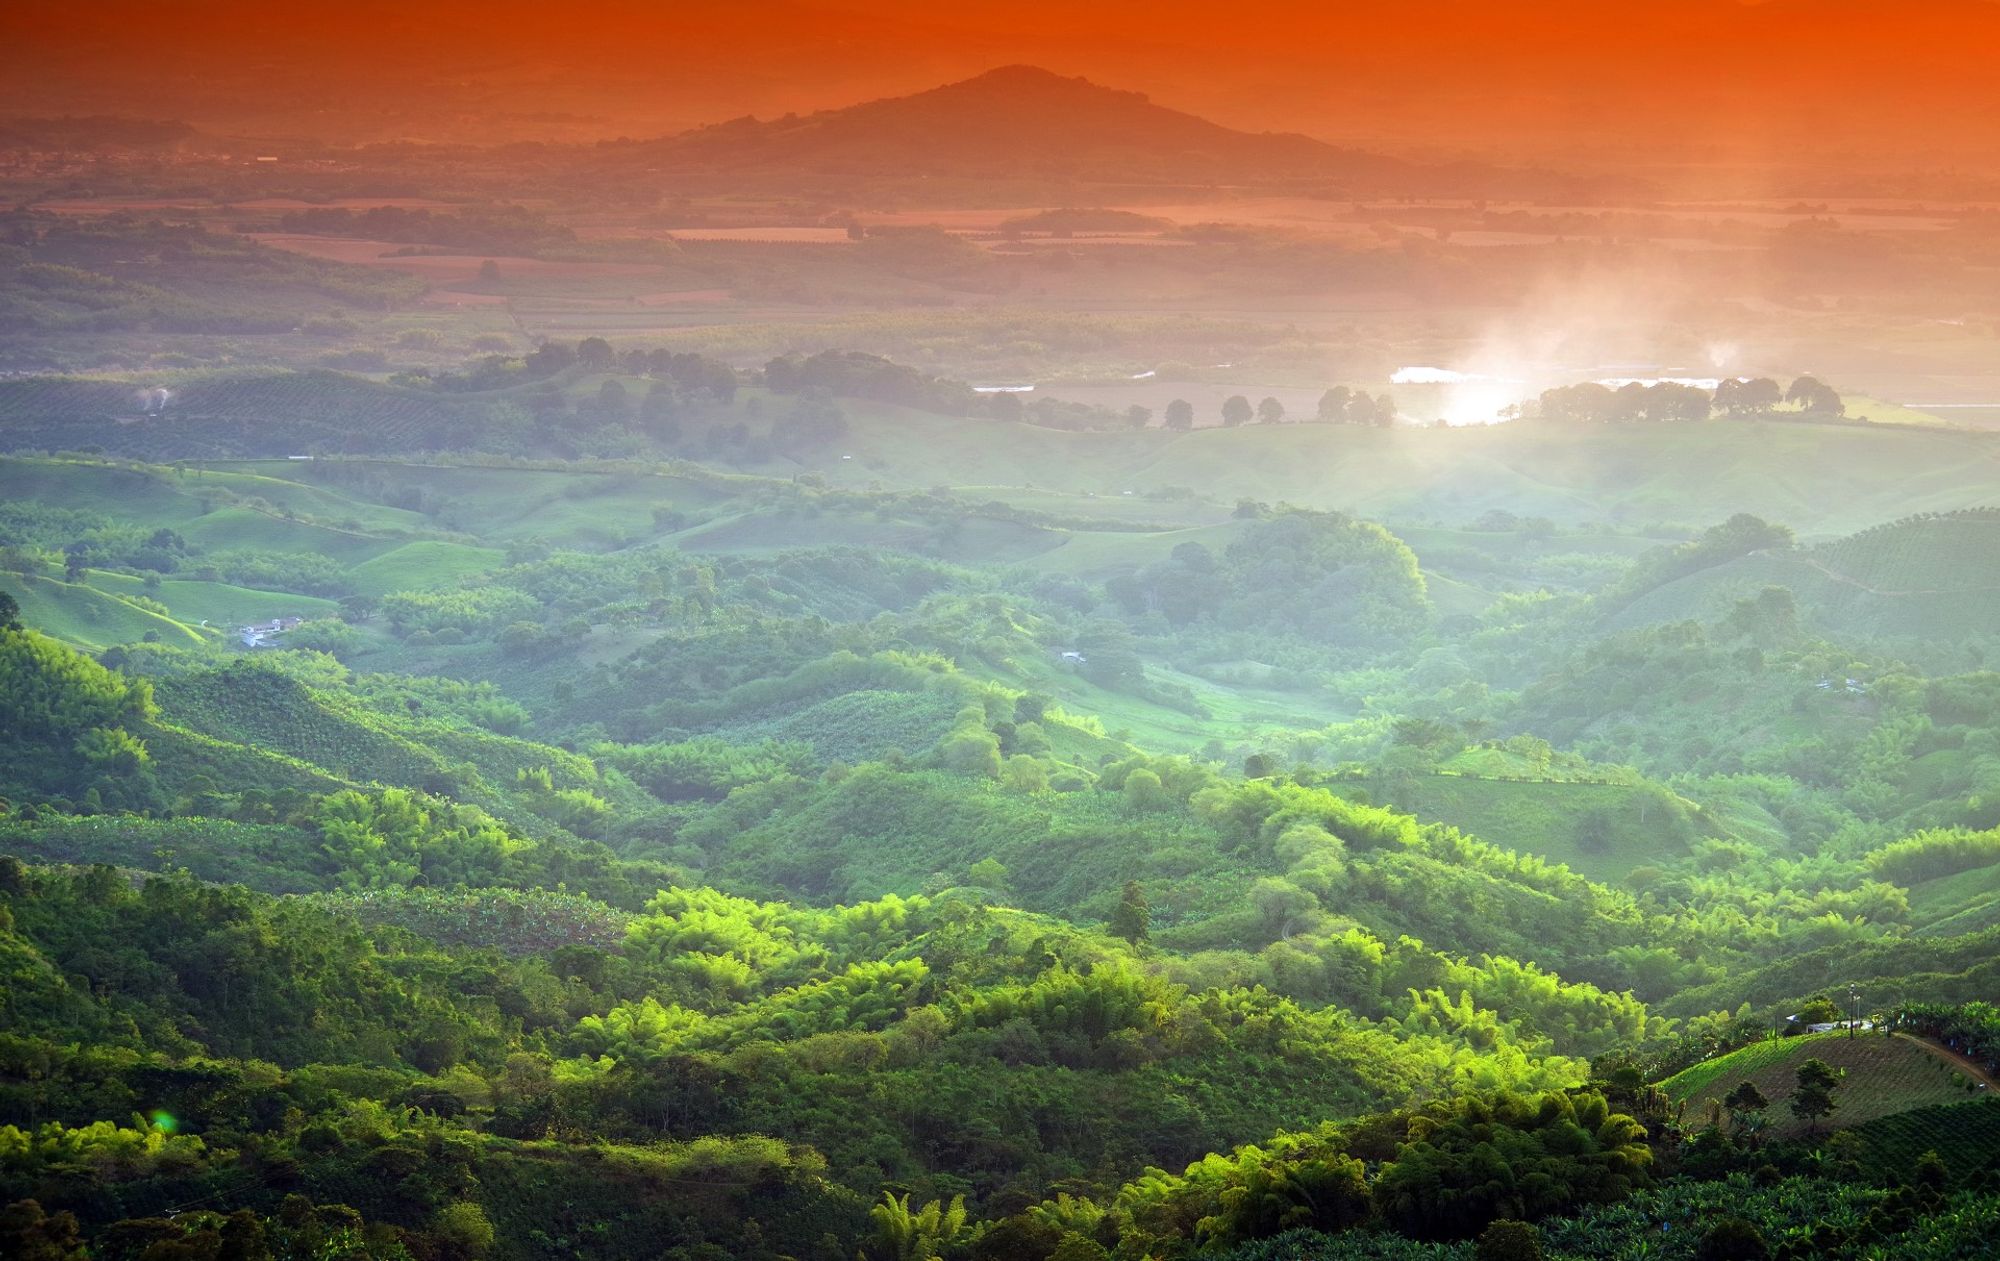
[142, 660, 658, 841]
[346, 539, 509, 597]
[1355, 768, 1709, 883]
[1605, 509, 2000, 638]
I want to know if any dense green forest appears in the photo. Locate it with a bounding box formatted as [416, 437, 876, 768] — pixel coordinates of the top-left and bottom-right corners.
[3, 342, 2000, 1261]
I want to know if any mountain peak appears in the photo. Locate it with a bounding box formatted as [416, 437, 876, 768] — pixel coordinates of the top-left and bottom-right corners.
[958, 64, 1075, 85]
[921, 64, 1150, 106]
[953, 64, 1120, 88]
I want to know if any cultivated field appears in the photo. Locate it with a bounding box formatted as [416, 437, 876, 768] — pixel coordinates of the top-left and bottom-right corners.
[1664, 1031, 1990, 1140]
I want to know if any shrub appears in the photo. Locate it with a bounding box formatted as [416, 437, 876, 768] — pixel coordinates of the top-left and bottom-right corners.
[1696, 1216, 1769, 1261]
[1477, 1219, 1542, 1261]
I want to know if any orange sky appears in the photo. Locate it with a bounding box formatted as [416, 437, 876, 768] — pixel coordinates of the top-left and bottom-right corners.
[5, 0, 1998, 173]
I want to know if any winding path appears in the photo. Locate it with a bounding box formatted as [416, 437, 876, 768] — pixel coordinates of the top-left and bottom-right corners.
[1784, 552, 1971, 598]
[1894, 1032, 1999, 1091]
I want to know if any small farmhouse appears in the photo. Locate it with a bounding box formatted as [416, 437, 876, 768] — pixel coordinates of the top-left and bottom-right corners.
[238, 616, 304, 647]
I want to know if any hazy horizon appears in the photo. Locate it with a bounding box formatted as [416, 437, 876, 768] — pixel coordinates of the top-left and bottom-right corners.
[7, 0, 2000, 181]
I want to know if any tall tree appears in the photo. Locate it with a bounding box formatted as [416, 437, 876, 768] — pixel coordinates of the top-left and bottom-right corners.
[1785, 375, 1844, 416]
[1722, 1080, 1768, 1143]
[1164, 399, 1195, 431]
[1790, 1058, 1841, 1133]
[1257, 396, 1286, 424]
[595, 378, 631, 420]
[1715, 377, 1782, 416]
[1110, 880, 1151, 945]
[1317, 386, 1352, 422]
[1221, 395, 1253, 427]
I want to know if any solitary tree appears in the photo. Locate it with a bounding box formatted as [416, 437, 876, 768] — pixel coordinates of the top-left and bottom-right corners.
[1791, 1058, 1842, 1133]
[1164, 399, 1195, 431]
[968, 857, 1011, 891]
[595, 378, 631, 420]
[1110, 880, 1151, 945]
[1256, 396, 1286, 424]
[1221, 395, 1253, 427]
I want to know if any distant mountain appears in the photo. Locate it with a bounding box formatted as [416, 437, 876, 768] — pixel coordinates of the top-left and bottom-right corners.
[611, 65, 1540, 195]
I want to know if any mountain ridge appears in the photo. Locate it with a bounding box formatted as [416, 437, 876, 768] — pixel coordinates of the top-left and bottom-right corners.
[609, 63, 1560, 194]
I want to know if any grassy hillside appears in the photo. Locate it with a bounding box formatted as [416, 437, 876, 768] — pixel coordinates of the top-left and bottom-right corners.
[1356, 770, 1704, 882]
[0, 456, 425, 534]
[1664, 1031, 1987, 1140]
[0, 571, 207, 650]
[0, 456, 439, 589]
[347, 539, 508, 597]
[969, 653, 1342, 754]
